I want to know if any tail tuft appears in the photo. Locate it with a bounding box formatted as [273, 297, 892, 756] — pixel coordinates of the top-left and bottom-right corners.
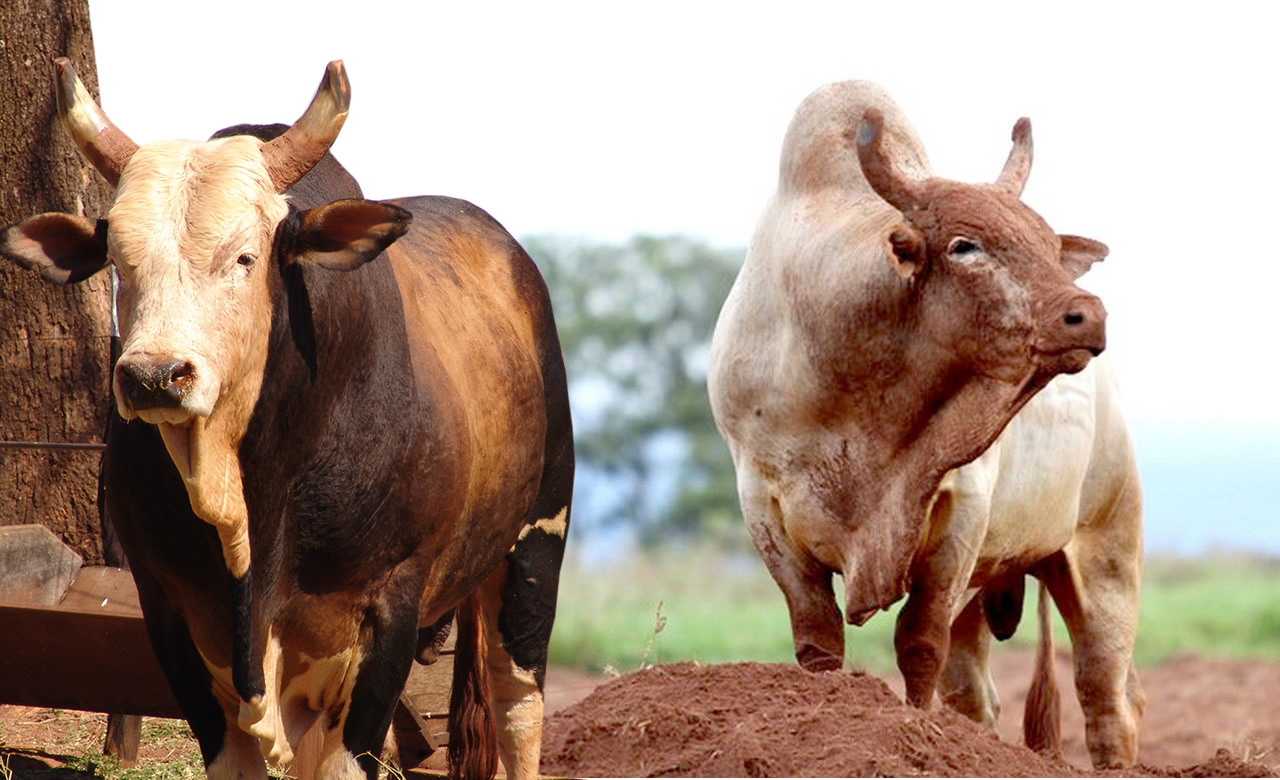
[448, 591, 497, 780]
[1023, 580, 1062, 757]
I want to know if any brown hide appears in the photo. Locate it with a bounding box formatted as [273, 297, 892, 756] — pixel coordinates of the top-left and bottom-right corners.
[2, 60, 570, 780]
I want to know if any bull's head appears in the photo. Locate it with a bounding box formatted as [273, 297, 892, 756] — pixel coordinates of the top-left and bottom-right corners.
[3, 59, 409, 427]
[834, 110, 1110, 622]
[1, 59, 410, 576]
[857, 108, 1107, 384]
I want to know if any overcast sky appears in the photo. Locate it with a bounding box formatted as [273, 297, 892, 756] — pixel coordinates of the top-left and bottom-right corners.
[87, 1, 1279, 433]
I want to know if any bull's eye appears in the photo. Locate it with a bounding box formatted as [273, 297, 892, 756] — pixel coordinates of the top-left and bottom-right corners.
[948, 237, 981, 256]
[236, 253, 257, 268]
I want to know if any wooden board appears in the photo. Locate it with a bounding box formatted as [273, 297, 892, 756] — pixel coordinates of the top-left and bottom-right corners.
[402, 651, 455, 749]
[0, 524, 83, 606]
[0, 598, 182, 717]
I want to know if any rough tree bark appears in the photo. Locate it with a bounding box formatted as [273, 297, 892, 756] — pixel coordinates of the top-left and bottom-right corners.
[0, 0, 114, 564]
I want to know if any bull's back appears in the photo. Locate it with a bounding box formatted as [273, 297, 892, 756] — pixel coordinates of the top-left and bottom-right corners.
[384, 196, 552, 611]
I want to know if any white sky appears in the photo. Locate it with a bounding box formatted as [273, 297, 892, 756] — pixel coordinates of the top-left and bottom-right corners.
[88, 1, 1280, 430]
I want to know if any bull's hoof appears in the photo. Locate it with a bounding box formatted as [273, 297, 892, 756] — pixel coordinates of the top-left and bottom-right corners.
[796, 644, 843, 672]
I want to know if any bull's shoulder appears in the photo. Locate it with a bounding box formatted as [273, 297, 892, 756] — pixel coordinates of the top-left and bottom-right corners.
[380, 196, 554, 396]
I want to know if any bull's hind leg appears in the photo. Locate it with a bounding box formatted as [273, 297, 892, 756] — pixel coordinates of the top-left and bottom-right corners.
[333, 571, 426, 780]
[938, 595, 1001, 728]
[479, 435, 573, 780]
[1036, 537, 1144, 768]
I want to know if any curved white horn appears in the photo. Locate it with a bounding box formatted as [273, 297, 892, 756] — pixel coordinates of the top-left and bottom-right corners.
[995, 117, 1033, 196]
[54, 57, 138, 187]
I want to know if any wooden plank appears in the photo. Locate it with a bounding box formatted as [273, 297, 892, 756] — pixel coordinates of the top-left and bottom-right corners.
[422, 713, 449, 748]
[59, 566, 141, 614]
[404, 651, 454, 720]
[393, 690, 438, 769]
[103, 713, 142, 766]
[0, 601, 181, 717]
[397, 650, 455, 769]
[0, 524, 83, 606]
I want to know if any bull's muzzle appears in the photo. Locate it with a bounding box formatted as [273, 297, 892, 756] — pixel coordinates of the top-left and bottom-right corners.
[1037, 291, 1107, 374]
[115, 356, 195, 412]
[1061, 292, 1107, 357]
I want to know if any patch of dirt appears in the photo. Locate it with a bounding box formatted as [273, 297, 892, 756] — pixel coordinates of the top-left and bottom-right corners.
[986, 651, 1280, 772]
[0, 707, 202, 777]
[3, 655, 1278, 777]
[541, 656, 1280, 778]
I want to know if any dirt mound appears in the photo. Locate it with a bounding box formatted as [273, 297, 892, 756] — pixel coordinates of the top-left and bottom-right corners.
[541, 661, 1276, 778]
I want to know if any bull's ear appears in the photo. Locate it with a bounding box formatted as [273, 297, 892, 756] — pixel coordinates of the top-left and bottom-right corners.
[1059, 234, 1108, 280]
[288, 199, 412, 271]
[884, 222, 926, 279]
[0, 213, 110, 284]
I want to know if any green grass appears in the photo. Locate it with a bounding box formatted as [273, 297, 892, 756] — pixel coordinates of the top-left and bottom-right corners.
[548, 547, 1280, 676]
[550, 545, 898, 674]
[1135, 555, 1280, 665]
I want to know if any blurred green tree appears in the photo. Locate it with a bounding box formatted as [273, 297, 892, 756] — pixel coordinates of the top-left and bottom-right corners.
[524, 234, 746, 549]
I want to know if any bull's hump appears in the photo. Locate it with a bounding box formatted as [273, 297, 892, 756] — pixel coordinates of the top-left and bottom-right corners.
[778, 80, 931, 196]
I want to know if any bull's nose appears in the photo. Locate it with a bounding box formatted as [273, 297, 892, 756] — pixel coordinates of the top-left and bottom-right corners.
[1062, 293, 1107, 355]
[116, 357, 195, 410]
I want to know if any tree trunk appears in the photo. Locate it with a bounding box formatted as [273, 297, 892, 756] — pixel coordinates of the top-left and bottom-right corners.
[0, 0, 114, 564]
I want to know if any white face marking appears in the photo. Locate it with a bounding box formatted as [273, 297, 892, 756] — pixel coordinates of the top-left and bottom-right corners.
[107, 137, 289, 581]
[107, 136, 287, 425]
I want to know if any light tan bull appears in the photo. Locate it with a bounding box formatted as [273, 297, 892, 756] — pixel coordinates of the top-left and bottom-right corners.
[708, 80, 1139, 769]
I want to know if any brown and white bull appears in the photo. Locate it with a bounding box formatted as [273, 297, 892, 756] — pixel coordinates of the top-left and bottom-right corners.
[708, 80, 1141, 767]
[1, 59, 573, 780]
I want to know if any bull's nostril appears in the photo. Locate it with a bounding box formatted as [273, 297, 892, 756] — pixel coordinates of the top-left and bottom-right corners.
[1064, 311, 1086, 326]
[167, 362, 195, 398]
[117, 369, 138, 400]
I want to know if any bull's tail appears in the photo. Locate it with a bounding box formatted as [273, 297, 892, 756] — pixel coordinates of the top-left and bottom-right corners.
[448, 591, 497, 780]
[1023, 580, 1062, 757]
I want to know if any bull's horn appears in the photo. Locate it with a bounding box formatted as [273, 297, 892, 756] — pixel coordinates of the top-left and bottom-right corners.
[856, 108, 921, 212]
[995, 117, 1033, 196]
[54, 57, 138, 188]
[262, 60, 350, 193]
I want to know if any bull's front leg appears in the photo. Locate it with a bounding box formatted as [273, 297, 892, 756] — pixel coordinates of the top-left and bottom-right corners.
[893, 574, 954, 707]
[740, 470, 844, 672]
[895, 486, 988, 708]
